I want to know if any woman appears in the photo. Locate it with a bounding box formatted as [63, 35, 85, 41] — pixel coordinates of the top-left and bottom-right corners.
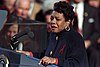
[40, 1, 89, 67]
[0, 19, 34, 56]
[0, 19, 22, 50]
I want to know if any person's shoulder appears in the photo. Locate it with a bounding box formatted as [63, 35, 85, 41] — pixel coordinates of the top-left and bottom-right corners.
[70, 29, 83, 40]
[85, 2, 98, 10]
[65, 28, 85, 49]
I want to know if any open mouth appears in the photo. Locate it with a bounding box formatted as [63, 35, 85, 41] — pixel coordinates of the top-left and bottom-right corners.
[51, 26, 57, 31]
[51, 26, 57, 28]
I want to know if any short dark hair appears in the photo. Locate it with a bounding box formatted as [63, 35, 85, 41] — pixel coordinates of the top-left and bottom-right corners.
[54, 1, 74, 22]
[44, 9, 53, 16]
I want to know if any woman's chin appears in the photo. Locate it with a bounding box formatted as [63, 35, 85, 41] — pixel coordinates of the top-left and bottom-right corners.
[51, 29, 59, 33]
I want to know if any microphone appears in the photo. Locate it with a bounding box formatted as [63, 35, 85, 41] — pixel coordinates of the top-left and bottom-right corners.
[11, 27, 30, 40]
[17, 32, 34, 42]
[10, 27, 34, 50]
[0, 54, 9, 67]
[28, 31, 34, 40]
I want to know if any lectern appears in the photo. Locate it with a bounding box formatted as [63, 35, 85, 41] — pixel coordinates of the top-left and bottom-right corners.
[0, 47, 43, 67]
[0, 48, 57, 67]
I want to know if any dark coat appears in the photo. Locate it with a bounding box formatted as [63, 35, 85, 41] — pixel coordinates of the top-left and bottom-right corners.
[72, 2, 100, 67]
[45, 28, 89, 67]
[84, 6, 100, 67]
[82, 3, 100, 45]
[72, 2, 100, 46]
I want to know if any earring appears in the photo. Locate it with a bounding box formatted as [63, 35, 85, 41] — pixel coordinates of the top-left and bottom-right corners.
[65, 26, 70, 31]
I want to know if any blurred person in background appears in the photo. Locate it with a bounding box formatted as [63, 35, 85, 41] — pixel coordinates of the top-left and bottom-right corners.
[0, 18, 38, 57]
[0, 0, 16, 15]
[44, 10, 53, 33]
[88, 0, 100, 8]
[71, 0, 100, 50]
[88, 0, 100, 51]
[11, 0, 31, 19]
[0, 19, 19, 50]
[43, 10, 53, 52]
[3, 0, 16, 14]
[71, 0, 100, 67]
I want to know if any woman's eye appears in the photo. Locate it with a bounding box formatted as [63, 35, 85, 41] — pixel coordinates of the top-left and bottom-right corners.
[56, 18, 60, 21]
[50, 16, 54, 21]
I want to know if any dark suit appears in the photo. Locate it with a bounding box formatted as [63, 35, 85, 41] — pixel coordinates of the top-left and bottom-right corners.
[45, 28, 89, 67]
[83, 3, 100, 46]
[82, 3, 100, 67]
[72, 2, 100, 67]
[72, 2, 100, 45]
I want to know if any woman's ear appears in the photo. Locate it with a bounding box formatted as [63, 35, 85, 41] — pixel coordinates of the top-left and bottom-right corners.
[66, 20, 71, 25]
[65, 19, 71, 22]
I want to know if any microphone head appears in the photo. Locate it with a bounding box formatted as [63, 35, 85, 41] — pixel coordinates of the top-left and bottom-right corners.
[11, 27, 31, 40]
[24, 27, 31, 33]
[28, 32, 34, 40]
[10, 27, 34, 50]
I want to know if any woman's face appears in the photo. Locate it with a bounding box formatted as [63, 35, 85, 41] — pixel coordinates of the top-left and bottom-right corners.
[50, 11, 70, 33]
[7, 24, 18, 40]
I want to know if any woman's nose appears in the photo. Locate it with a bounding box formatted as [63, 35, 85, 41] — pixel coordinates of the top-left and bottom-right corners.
[51, 19, 56, 24]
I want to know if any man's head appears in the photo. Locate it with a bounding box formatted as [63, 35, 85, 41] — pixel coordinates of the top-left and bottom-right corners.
[15, 0, 31, 19]
[3, 0, 16, 13]
[88, 0, 100, 8]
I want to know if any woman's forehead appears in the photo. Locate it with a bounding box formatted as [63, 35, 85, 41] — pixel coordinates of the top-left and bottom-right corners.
[51, 11, 64, 17]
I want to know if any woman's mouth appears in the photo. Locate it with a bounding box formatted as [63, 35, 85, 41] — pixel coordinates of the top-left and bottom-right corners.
[51, 26, 57, 28]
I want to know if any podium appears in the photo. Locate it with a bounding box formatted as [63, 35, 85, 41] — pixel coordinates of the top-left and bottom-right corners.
[0, 48, 58, 67]
[0, 47, 42, 67]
